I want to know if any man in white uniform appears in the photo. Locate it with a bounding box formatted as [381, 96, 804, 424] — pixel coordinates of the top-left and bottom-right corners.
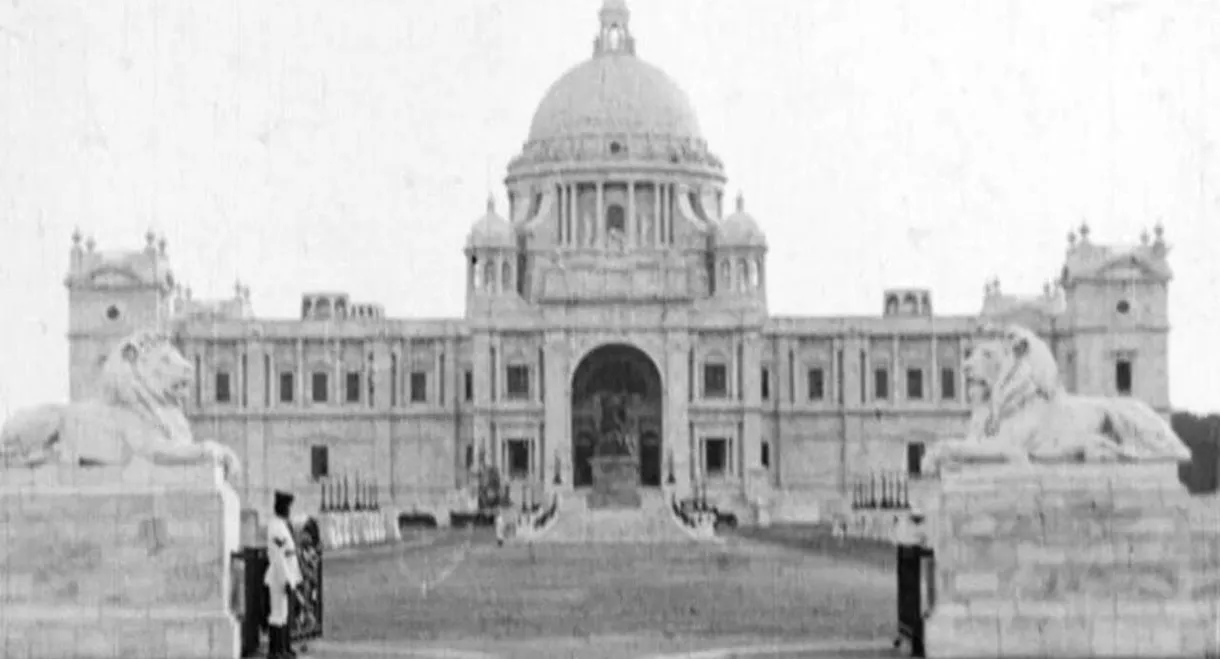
[265, 490, 304, 659]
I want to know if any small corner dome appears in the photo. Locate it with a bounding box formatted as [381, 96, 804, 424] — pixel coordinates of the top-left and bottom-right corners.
[466, 196, 515, 249]
[717, 193, 766, 247]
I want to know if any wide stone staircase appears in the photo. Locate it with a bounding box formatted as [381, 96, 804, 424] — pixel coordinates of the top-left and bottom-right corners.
[531, 487, 709, 544]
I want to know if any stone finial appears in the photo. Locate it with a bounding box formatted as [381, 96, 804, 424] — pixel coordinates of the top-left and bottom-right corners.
[71, 227, 82, 247]
[145, 228, 155, 247]
[1079, 221, 1090, 242]
[233, 278, 243, 298]
[735, 191, 745, 213]
[486, 193, 496, 214]
[1140, 228, 1150, 245]
[86, 235, 96, 252]
[158, 236, 167, 255]
[1067, 229, 1077, 247]
[1153, 221, 1165, 243]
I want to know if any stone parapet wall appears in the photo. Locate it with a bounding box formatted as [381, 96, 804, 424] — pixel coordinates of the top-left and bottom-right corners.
[0, 465, 241, 659]
[925, 463, 1219, 657]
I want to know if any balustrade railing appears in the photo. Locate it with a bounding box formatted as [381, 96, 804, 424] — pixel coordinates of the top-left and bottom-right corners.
[318, 474, 382, 513]
[850, 470, 911, 510]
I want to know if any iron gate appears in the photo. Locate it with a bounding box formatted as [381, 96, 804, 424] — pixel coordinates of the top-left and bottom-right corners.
[233, 517, 324, 657]
[895, 543, 935, 657]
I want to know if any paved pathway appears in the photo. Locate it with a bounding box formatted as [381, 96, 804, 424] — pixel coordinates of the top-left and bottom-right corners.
[302, 636, 898, 659]
[314, 530, 898, 658]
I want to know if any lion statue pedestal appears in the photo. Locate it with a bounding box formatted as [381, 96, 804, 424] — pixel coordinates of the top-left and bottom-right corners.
[917, 324, 1217, 657]
[0, 331, 244, 658]
[923, 463, 1218, 657]
[1, 463, 242, 658]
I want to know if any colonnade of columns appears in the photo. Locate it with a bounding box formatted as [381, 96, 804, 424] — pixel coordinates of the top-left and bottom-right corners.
[716, 255, 766, 294]
[554, 180, 676, 248]
[468, 253, 516, 294]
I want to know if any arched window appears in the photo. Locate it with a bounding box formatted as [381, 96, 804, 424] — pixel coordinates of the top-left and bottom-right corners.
[747, 259, 760, 288]
[334, 299, 347, 319]
[736, 258, 749, 291]
[471, 257, 482, 289]
[719, 259, 732, 292]
[606, 203, 626, 234]
[501, 261, 512, 291]
[902, 293, 918, 315]
[884, 295, 899, 316]
[483, 262, 496, 292]
[315, 297, 332, 319]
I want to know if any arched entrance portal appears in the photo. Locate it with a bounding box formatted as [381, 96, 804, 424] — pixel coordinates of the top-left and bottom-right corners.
[571, 344, 663, 488]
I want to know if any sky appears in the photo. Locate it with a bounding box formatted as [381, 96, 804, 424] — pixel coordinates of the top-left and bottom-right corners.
[1, 0, 1217, 417]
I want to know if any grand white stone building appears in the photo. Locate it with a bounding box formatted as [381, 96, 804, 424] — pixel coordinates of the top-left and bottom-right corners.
[65, 1, 1174, 520]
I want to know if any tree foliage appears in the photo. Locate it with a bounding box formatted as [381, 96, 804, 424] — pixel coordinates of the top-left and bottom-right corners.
[1174, 411, 1220, 494]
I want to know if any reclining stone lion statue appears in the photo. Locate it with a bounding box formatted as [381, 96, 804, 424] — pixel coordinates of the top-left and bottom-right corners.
[0, 329, 241, 481]
[923, 323, 1191, 474]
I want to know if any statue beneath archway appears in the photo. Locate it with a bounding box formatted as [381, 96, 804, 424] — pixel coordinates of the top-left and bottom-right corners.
[591, 391, 640, 458]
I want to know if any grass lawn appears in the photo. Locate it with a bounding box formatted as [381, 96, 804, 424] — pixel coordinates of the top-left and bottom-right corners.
[320, 528, 898, 652]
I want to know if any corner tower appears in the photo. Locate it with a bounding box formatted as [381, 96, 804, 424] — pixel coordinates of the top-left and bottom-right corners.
[1059, 222, 1173, 413]
[64, 229, 176, 401]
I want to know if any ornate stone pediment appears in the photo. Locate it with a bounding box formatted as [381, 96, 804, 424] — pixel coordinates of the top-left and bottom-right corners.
[1095, 255, 1160, 281]
[538, 258, 693, 303]
[88, 267, 144, 288]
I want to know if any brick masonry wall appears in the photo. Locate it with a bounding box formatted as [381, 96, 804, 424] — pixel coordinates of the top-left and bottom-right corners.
[924, 464, 1220, 657]
[0, 466, 241, 659]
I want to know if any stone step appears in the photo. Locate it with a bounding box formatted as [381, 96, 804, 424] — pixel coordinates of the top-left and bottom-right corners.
[533, 488, 706, 544]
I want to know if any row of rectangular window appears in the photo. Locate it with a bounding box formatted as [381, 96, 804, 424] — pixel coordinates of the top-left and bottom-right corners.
[713, 365, 962, 403]
[209, 364, 536, 406]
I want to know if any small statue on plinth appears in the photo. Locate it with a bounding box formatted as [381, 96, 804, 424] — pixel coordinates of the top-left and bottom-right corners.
[591, 391, 639, 458]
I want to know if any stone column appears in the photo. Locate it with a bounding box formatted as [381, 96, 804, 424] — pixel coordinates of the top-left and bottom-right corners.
[595, 182, 604, 248]
[664, 184, 671, 245]
[891, 335, 900, 402]
[959, 336, 968, 404]
[653, 182, 662, 245]
[569, 184, 578, 246]
[295, 338, 305, 408]
[742, 332, 763, 472]
[664, 331, 691, 493]
[542, 332, 570, 490]
[371, 342, 393, 499]
[471, 332, 492, 474]
[332, 339, 342, 404]
[930, 333, 940, 402]
[626, 180, 636, 247]
[265, 343, 275, 409]
[556, 184, 565, 245]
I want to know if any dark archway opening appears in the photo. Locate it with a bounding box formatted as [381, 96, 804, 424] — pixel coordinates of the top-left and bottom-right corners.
[571, 344, 663, 488]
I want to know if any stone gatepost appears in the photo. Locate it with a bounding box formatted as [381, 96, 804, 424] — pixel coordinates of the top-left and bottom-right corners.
[924, 463, 1219, 657]
[2, 464, 241, 658]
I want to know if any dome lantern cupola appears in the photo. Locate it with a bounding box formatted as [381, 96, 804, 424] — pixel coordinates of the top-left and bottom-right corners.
[465, 195, 519, 298]
[594, 0, 635, 56]
[465, 194, 515, 250]
[717, 192, 767, 248]
[713, 192, 767, 300]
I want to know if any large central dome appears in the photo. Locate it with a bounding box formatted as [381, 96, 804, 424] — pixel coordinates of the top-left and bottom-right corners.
[525, 0, 702, 145]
